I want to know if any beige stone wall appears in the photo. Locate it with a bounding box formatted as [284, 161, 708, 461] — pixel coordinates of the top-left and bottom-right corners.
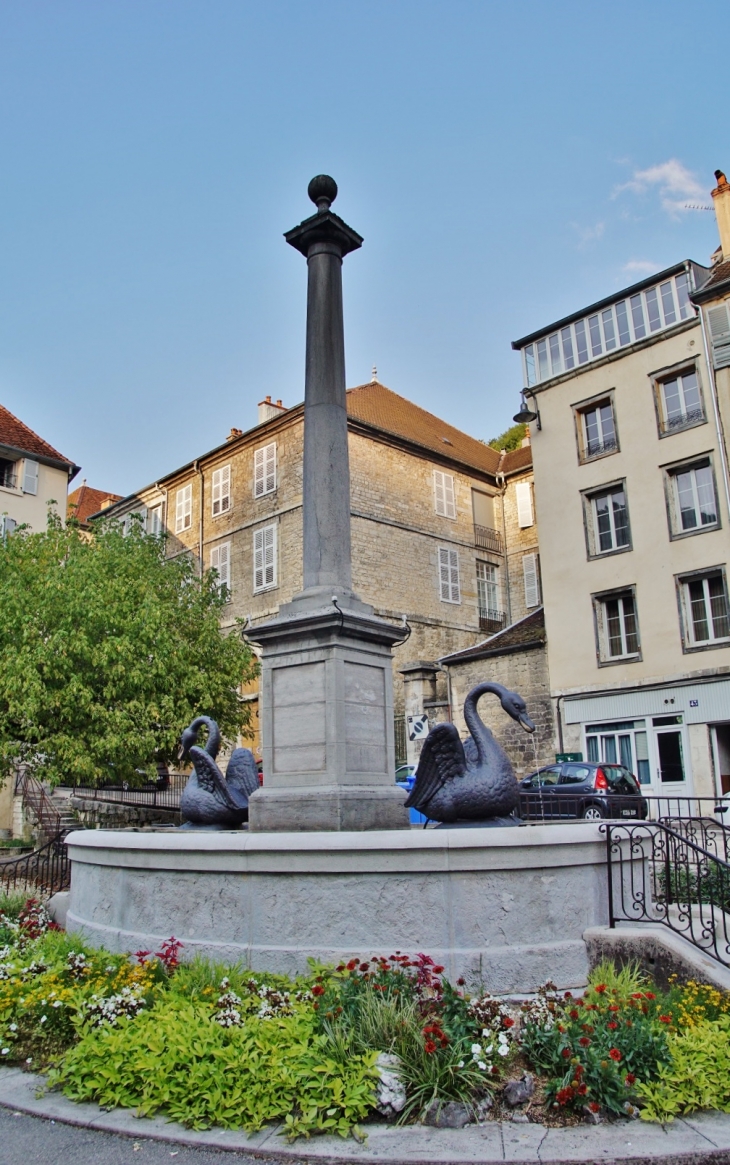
[500, 468, 540, 626]
[446, 646, 554, 779]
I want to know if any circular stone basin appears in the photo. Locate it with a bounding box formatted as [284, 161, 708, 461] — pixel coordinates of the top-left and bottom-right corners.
[66, 823, 609, 994]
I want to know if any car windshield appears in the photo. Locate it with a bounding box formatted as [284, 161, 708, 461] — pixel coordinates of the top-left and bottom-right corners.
[603, 765, 640, 793]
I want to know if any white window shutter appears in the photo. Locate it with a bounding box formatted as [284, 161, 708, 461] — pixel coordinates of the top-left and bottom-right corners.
[438, 546, 460, 603]
[175, 484, 192, 532]
[707, 303, 730, 370]
[211, 543, 231, 594]
[265, 443, 276, 493]
[254, 525, 276, 591]
[212, 465, 231, 515]
[22, 459, 39, 495]
[148, 506, 162, 535]
[515, 481, 534, 527]
[254, 444, 276, 497]
[523, 553, 540, 608]
[434, 470, 456, 518]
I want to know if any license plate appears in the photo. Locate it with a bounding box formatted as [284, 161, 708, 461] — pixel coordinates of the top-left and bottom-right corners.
[622, 809, 637, 816]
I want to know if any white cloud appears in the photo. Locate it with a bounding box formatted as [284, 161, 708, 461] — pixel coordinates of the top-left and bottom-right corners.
[622, 259, 660, 276]
[613, 159, 707, 217]
[572, 221, 605, 246]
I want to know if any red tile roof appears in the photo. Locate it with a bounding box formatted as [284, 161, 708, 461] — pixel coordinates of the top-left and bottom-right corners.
[0, 404, 75, 467]
[499, 444, 533, 474]
[68, 483, 123, 525]
[346, 381, 502, 476]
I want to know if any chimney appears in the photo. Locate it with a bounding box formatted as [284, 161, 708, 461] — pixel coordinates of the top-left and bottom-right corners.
[712, 169, 730, 260]
[257, 395, 288, 424]
[227, 427, 243, 442]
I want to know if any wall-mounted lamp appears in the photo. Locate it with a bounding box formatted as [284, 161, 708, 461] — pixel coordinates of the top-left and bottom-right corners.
[513, 391, 541, 430]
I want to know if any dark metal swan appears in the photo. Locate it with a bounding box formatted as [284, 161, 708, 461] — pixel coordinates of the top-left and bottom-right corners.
[179, 716, 259, 828]
[405, 682, 535, 823]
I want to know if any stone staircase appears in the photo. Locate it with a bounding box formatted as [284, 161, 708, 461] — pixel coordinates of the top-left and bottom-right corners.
[14, 770, 80, 845]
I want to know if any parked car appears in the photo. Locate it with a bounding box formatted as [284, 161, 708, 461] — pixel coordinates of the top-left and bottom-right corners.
[518, 761, 648, 822]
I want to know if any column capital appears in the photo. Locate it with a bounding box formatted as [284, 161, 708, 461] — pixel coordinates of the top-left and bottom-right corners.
[284, 209, 363, 259]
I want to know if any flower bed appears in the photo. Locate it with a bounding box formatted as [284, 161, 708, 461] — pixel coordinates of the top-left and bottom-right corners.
[1, 893, 730, 1136]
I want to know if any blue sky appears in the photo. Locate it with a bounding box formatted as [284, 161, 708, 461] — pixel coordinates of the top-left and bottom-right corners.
[0, 1, 726, 495]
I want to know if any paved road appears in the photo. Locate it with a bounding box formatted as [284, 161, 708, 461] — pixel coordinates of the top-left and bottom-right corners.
[0, 1108, 294, 1165]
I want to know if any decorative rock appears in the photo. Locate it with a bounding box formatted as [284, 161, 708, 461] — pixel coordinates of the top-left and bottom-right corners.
[512, 1113, 530, 1123]
[473, 1095, 494, 1124]
[583, 1104, 602, 1125]
[503, 1074, 534, 1107]
[423, 1100, 471, 1129]
[374, 1053, 406, 1117]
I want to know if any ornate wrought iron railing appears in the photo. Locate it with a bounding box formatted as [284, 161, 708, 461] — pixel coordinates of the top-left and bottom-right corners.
[473, 525, 504, 554]
[70, 777, 184, 811]
[14, 767, 63, 838]
[478, 608, 505, 633]
[605, 819, 730, 968]
[0, 834, 70, 897]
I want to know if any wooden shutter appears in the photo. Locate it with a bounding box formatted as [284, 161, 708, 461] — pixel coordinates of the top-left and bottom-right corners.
[707, 303, 730, 370]
[254, 525, 276, 590]
[515, 481, 534, 527]
[22, 459, 39, 495]
[175, 485, 192, 532]
[434, 470, 456, 518]
[148, 506, 162, 535]
[438, 546, 460, 603]
[211, 543, 231, 595]
[254, 443, 276, 497]
[212, 465, 231, 515]
[523, 553, 540, 608]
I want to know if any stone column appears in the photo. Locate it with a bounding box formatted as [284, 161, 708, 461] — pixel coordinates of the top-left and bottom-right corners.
[247, 178, 409, 832]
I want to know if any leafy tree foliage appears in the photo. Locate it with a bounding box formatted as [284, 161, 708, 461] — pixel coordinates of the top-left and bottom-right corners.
[0, 512, 258, 786]
[487, 422, 527, 452]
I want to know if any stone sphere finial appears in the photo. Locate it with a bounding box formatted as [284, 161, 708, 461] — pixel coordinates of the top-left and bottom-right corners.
[308, 174, 338, 212]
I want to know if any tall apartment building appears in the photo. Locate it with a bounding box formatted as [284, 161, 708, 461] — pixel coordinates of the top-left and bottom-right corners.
[94, 379, 537, 758]
[512, 191, 730, 799]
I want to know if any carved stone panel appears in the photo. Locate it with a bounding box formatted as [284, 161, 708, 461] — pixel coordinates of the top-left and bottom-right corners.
[345, 662, 386, 773]
[272, 661, 326, 773]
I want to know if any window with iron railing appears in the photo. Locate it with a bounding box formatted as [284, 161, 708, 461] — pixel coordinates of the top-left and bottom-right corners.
[478, 608, 505, 633]
[655, 368, 705, 436]
[473, 524, 504, 553]
[576, 398, 619, 462]
[0, 459, 18, 490]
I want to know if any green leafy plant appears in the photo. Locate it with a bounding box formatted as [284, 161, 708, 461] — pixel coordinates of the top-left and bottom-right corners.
[637, 1015, 730, 1121]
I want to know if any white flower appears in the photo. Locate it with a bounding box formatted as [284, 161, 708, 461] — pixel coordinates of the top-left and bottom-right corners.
[498, 1044, 509, 1056]
[477, 1060, 487, 1070]
[25, 1058, 32, 1064]
[1, 1049, 8, 1056]
[484, 1044, 494, 1054]
[457, 1061, 464, 1068]
[9, 1024, 17, 1032]
[40, 1016, 47, 1024]
[471, 1043, 482, 1054]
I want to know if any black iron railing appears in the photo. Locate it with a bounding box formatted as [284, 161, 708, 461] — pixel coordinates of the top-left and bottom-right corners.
[517, 792, 730, 827]
[69, 775, 185, 812]
[662, 408, 705, 432]
[478, 608, 505, 633]
[473, 525, 504, 554]
[0, 834, 70, 898]
[605, 818, 730, 969]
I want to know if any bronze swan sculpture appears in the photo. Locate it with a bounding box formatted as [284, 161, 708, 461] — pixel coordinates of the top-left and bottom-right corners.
[179, 715, 259, 828]
[405, 681, 535, 824]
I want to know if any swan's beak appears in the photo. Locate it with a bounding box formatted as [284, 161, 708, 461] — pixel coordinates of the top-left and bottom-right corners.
[518, 713, 535, 733]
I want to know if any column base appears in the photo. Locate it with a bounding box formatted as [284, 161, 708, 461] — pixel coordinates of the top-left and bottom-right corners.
[248, 785, 410, 832]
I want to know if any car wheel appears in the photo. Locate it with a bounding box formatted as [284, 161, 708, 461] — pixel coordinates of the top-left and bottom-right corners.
[582, 804, 605, 822]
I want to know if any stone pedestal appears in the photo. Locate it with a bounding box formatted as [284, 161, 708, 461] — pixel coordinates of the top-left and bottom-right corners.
[247, 602, 409, 832]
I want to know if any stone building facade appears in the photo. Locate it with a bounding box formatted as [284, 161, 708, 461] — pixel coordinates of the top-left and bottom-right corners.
[95, 380, 538, 762]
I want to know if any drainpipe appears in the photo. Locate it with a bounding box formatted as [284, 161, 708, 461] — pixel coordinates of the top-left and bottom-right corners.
[698, 306, 730, 518]
[496, 471, 512, 626]
[555, 694, 565, 756]
[195, 460, 204, 577]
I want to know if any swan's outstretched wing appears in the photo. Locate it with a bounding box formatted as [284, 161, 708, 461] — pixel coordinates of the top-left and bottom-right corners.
[405, 723, 466, 811]
[226, 748, 260, 800]
[189, 745, 237, 808]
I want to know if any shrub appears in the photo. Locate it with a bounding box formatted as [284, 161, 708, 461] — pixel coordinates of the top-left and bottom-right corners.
[637, 1015, 730, 1121]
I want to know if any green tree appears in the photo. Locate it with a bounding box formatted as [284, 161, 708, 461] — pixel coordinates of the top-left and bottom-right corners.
[487, 422, 527, 452]
[0, 511, 258, 786]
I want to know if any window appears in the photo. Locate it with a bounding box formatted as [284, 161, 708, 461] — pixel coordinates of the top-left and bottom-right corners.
[522, 553, 541, 608]
[578, 399, 618, 460]
[706, 302, 730, 370]
[476, 561, 501, 627]
[212, 465, 231, 515]
[522, 272, 695, 386]
[665, 459, 719, 537]
[0, 458, 18, 489]
[433, 470, 456, 519]
[175, 484, 192, 533]
[253, 525, 277, 591]
[254, 443, 277, 498]
[515, 481, 534, 527]
[583, 484, 630, 556]
[594, 589, 640, 663]
[438, 546, 460, 603]
[585, 720, 651, 784]
[148, 505, 163, 536]
[678, 570, 730, 650]
[210, 542, 231, 599]
[655, 367, 705, 435]
[22, 459, 39, 495]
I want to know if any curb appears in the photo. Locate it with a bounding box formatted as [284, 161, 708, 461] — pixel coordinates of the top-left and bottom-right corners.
[2, 1067, 730, 1164]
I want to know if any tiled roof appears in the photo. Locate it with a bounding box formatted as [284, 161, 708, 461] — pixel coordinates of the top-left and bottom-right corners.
[693, 258, 730, 303]
[346, 381, 501, 475]
[499, 444, 532, 474]
[68, 484, 123, 525]
[0, 404, 75, 467]
[440, 608, 545, 665]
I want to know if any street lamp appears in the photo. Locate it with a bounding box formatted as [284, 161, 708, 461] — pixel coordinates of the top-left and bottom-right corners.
[513, 391, 541, 429]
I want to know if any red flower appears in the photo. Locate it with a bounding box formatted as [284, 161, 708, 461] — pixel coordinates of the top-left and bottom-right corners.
[630, 992, 644, 999]
[607, 1021, 618, 1030]
[336, 964, 345, 972]
[589, 1101, 600, 1113]
[625, 1073, 636, 1086]
[433, 965, 445, 974]
[582, 1024, 594, 1033]
[556, 1087, 574, 1105]
[578, 1083, 588, 1095]
[644, 991, 656, 1000]
[424, 1039, 437, 1054]
[346, 959, 358, 971]
[311, 984, 325, 996]
[561, 1047, 571, 1058]
[609, 1048, 622, 1062]
[608, 1004, 620, 1012]
[558, 1024, 566, 1033]
[659, 1015, 672, 1024]
[569, 1009, 579, 1019]
[456, 977, 466, 986]
[578, 1037, 591, 1047]
[594, 984, 607, 994]
[359, 963, 369, 972]
[503, 1017, 515, 1028]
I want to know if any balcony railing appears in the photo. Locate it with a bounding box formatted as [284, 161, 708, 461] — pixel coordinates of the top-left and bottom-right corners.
[663, 408, 705, 433]
[584, 436, 618, 459]
[478, 608, 505, 633]
[474, 524, 503, 553]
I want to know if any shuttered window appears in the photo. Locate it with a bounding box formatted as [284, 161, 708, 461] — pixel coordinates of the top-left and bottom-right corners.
[515, 481, 534, 527]
[433, 470, 456, 518]
[254, 525, 277, 591]
[254, 443, 277, 497]
[523, 553, 541, 608]
[148, 505, 163, 536]
[438, 546, 460, 603]
[211, 465, 231, 515]
[210, 542, 231, 598]
[175, 484, 192, 533]
[707, 302, 730, 370]
[22, 459, 39, 495]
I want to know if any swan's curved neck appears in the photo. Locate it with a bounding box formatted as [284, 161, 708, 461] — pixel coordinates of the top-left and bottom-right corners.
[463, 683, 509, 765]
[191, 716, 221, 759]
